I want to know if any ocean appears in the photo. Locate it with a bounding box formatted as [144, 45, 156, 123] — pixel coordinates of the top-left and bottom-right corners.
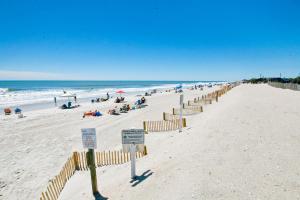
[0, 80, 223, 110]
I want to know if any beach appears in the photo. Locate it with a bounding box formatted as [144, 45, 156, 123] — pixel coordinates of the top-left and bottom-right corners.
[1, 84, 300, 200]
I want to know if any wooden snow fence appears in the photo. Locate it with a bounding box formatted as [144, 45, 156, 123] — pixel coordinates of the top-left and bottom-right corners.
[163, 112, 180, 120]
[268, 82, 300, 91]
[39, 147, 148, 200]
[188, 100, 205, 106]
[183, 104, 203, 112]
[191, 97, 212, 105]
[143, 119, 186, 132]
[172, 106, 203, 116]
[204, 85, 233, 101]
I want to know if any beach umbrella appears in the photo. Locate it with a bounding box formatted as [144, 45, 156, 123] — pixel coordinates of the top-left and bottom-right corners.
[116, 90, 125, 94]
[116, 90, 125, 97]
[176, 84, 182, 89]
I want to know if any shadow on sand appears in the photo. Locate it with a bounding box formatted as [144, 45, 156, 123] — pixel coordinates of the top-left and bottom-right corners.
[94, 192, 109, 200]
[130, 170, 153, 187]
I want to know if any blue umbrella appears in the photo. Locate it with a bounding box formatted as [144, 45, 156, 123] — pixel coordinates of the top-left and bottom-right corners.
[176, 84, 182, 89]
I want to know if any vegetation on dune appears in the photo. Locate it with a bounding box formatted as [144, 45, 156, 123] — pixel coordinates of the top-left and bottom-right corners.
[243, 76, 300, 84]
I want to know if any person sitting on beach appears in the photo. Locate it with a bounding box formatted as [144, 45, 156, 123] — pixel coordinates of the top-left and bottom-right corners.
[120, 104, 130, 112]
[94, 110, 102, 116]
[92, 110, 102, 116]
[83, 110, 93, 118]
[115, 97, 120, 103]
[141, 97, 146, 104]
[108, 106, 119, 115]
[135, 99, 141, 105]
[120, 105, 127, 113]
[61, 104, 67, 109]
[83, 110, 102, 118]
[108, 109, 114, 115]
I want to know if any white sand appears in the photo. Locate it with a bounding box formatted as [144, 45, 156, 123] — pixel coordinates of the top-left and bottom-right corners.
[0, 86, 217, 199]
[1, 84, 300, 200]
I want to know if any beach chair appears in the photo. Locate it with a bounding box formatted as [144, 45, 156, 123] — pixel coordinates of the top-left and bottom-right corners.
[4, 108, 11, 115]
[15, 108, 22, 114]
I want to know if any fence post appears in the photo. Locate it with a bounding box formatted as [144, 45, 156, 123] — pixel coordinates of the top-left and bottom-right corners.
[86, 149, 98, 194]
[163, 112, 166, 120]
[183, 118, 187, 127]
[73, 152, 80, 170]
[216, 91, 219, 102]
[143, 121, 148, 134]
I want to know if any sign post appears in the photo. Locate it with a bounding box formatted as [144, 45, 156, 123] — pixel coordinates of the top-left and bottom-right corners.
[179, 94, 184, 132]
[130, 144, 136, 179]
[81, 128, 98, 195]
[122, 129, 145, 179]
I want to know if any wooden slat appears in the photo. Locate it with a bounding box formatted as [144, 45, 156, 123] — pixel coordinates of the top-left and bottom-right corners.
[45, 191, 51, 200]
[49, 187, 55, 200]
[51, 180, 59, 199]
[56, 175, 62, 192]
[48, 183, 56, 200]
[42, 192, 47, 200]
[116, 151, 119, 164]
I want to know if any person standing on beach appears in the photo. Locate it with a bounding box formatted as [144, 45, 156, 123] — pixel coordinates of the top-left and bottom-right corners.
[54, 97, 57, 106]
[106, 92, 110, 100]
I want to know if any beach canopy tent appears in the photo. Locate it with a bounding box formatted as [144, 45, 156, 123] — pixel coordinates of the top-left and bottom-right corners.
[56, 92, 78, 109]
[60, 92, 76, 98]
[59, 92, 77, 103]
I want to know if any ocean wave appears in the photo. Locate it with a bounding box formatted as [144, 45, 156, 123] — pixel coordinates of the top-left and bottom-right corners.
[0, 85, 171, 107]
[0, 88, 9, 94]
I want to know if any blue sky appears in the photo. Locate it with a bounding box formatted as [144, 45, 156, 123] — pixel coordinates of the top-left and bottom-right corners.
[0, 0, 300, 81]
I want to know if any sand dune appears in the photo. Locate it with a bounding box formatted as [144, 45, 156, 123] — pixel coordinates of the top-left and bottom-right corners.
[59, 84, 300, 200]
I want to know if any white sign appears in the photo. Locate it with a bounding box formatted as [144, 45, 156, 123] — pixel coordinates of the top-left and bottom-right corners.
[122, 129, 145, 145]
[81, 128, 97, 149]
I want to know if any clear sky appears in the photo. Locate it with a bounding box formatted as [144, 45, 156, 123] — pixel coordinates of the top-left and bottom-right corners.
[0, 0, 300, 81]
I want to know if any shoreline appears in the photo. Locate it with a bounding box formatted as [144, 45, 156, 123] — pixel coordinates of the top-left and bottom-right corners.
[0, 80, 226, 112]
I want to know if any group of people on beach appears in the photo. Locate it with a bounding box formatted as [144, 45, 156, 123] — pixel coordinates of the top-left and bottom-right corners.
[107, 96, 147, 116]
[91, 92, 110, 103]
[83, 95, 147, 117]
